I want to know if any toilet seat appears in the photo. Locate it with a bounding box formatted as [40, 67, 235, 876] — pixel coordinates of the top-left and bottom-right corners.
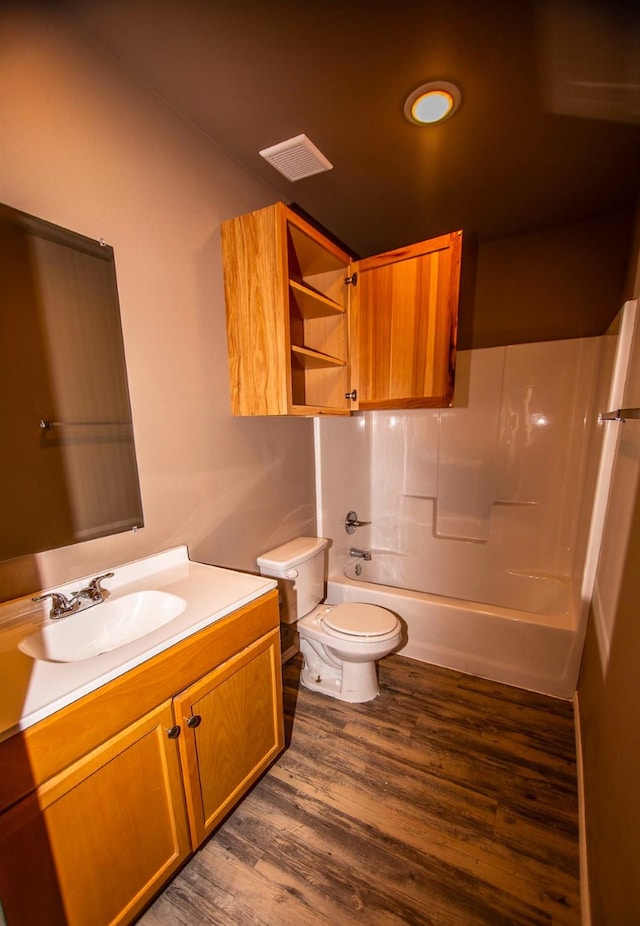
[323, 603, 399, 638]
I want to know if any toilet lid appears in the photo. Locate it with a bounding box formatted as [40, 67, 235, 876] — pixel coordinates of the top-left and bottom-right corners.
[324, 603, 399, 637]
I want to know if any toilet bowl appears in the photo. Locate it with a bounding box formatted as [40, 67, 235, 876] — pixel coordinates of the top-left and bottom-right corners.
[257, 537, 402, 703]
[298, 603, 402, 702]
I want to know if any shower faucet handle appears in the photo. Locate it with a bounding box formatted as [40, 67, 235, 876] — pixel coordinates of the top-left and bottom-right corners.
[345, 510, 371, 535]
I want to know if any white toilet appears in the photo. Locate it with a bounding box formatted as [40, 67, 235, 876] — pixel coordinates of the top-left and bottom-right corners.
[257, 536, 402, 703]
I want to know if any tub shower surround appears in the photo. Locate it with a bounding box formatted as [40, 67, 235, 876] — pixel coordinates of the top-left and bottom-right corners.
[317, 337, 612, 697]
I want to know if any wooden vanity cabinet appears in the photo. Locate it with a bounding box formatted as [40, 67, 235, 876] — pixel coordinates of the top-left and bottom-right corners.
[0, 591, 283, 926]
[0, 701, 190, 926]
[221, 201, 462, 416]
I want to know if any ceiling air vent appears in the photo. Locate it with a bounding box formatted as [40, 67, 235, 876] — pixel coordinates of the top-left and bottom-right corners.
[259, 134, 333, 182]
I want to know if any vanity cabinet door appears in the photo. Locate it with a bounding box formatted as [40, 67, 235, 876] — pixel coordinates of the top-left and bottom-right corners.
[0, 701, 190, 926]
[175, 627, 284, 846]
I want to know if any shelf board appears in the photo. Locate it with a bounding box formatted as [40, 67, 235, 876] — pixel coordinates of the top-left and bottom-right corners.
[290, 404, 351, 416]
[289, 280, 344, 319]
[291, 345, 345, 369]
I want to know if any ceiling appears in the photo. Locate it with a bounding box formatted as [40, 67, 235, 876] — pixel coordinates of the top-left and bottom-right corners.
[65, 0, 640, 258]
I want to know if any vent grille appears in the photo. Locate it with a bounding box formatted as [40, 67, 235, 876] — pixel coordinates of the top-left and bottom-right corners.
[259, 134, 333, 182]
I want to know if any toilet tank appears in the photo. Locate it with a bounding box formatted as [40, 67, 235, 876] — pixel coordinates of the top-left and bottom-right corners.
[257, 537, 329, 623]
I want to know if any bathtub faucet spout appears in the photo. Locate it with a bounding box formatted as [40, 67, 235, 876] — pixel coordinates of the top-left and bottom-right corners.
[349, 547, 372, 562]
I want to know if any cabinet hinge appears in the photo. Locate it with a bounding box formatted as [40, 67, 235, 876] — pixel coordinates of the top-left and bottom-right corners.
[345, 273, 358, 286]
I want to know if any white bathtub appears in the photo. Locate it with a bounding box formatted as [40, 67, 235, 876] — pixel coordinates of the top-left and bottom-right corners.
[326, 569, 585, 699]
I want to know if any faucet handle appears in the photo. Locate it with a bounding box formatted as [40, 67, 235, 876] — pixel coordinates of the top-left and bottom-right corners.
[32, 591, 75, 619]
[86, 571, 115, 600]
[344, 510, 371, 534]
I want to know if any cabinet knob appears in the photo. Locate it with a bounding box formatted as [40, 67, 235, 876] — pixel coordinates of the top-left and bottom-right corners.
[345, 390, 357, 401]
[186, 714, 202, 729]
[166, 725, 181, 739]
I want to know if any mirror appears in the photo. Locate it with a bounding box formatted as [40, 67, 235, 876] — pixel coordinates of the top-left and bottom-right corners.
[0, 202, 144, 562]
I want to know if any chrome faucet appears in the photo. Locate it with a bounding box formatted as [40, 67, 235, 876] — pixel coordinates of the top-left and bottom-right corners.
[33, 572, 115, 620]
[349, 547, 372, 562]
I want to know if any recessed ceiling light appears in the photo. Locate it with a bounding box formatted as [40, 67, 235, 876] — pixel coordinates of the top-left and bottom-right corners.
[404, 81, 461, 125]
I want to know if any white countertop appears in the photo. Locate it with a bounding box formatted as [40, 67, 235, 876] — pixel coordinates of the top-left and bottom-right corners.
[0, 547, 276, 742]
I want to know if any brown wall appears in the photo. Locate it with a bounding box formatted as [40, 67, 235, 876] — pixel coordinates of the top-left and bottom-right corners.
[579, 588, 640, 923]
[577, 206, 640, 924]
[458, 211, 634, 350]
[0, 5, 314, 600]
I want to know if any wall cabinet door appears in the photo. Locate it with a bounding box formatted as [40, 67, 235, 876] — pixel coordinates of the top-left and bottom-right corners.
[174, 628, 284, 846]
[351, 231, 462, 409]
[0, 701, 190, 926]
[222, 202, 462, 416]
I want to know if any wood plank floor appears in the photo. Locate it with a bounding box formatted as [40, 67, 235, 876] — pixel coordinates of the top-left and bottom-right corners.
[139, 654, 580, 926]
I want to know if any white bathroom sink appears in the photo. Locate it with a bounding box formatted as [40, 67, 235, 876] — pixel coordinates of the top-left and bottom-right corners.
[19, 591, 187, 663]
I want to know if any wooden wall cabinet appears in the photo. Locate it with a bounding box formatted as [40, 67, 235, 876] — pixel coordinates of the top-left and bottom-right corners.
[221, 202, 462, 416]
[0, 592, 283, 926]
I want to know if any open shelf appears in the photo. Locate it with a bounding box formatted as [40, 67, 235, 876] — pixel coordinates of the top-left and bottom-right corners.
[289, 280, 344, 319]
[222, 202, 352, 415]
[291, 345, 346, 369]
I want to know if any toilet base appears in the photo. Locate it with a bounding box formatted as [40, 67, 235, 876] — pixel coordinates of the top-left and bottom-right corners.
[300, 638, 379, 703]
